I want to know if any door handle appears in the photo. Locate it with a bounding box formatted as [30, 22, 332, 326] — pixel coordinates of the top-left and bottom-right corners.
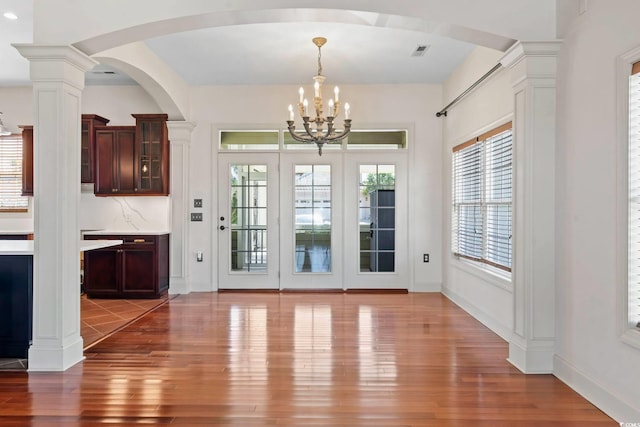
[219, 225, 226, 231]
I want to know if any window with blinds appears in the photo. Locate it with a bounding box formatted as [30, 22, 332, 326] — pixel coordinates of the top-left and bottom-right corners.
[628, 62, 640, 329]
[452, 122, 512, 272]
[0, 134, 28, 210]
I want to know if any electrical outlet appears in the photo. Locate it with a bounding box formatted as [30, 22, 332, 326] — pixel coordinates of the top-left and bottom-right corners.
[194, 198, 203, 208]
[423, 254, 429, 263]
[191, 212, 203, 222]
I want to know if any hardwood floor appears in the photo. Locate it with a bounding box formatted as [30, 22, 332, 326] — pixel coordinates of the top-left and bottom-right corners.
[0, 293, 615, 426]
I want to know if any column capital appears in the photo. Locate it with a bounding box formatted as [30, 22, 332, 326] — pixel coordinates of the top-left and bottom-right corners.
[12, 44, 97, 89]
[500, 41, 563, 86]
[500, 41, 563, 68]
[167, 121, 196, 144]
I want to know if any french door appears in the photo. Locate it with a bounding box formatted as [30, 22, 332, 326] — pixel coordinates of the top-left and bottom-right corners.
[217, 151, 407, 290]
[279, 152, 343, 290]
[218, 153, 280, 289]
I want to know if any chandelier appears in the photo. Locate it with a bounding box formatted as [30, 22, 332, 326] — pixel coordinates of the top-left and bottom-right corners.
[287, 37, 351, 155]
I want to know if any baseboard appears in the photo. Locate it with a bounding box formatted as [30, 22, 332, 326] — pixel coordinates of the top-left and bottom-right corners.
[169, 277, 190, 294]
[554, 354, 640, 422]
[412, 281, 442, 292]
[441, 286, 512, 341]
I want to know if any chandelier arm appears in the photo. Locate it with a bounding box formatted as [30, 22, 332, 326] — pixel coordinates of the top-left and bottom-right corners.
[322, 128, 351, 143]
[322, 120, 352, 142]
[286, 122, 315, 143]
[303, 120, 314, 137]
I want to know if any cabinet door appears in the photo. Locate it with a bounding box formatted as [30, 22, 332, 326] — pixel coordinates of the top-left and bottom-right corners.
[81, 115, 110, 183]
[116, 130, 136, 193]
[84, 248, 121, 297]
[133, 114, 169, 195]
[121, 247, 157, 296]
[95, 127, 136, 195]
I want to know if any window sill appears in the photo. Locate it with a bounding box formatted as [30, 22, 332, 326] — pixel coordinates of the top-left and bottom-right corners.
[621, 327, 640, 350]
[450, 256, 512, 292]
[0, 208, 28, 213]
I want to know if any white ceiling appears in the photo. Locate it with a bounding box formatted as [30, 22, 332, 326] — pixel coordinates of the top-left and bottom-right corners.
[0, 1, 487, 88]
[0, 0, 32, 86]
[144, 22, 477, 86]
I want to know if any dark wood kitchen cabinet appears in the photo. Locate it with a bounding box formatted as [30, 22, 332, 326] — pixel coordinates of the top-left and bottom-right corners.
[83, 233, 169, 298]
[132, 114, 170, 195]
[81, 114, 110, 183]
[94, 126, 137, 195]
[19, 125, 33, 196]
[94, 114, 169, 196]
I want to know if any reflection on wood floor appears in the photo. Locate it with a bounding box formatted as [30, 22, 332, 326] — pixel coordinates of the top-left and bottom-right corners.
[0, 293, 614, 426]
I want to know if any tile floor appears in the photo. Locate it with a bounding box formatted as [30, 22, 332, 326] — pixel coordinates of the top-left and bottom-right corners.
[0, 294, 170, 371]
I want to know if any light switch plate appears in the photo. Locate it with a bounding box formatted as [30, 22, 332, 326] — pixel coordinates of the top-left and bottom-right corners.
[194, 198, 203, 208]
[191, 212, 203, 222]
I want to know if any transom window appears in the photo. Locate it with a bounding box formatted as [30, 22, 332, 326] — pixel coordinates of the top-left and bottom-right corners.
[220, 129, 407, 152]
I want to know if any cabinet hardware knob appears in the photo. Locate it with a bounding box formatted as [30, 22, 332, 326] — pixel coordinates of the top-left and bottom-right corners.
[133, 239, 145, 243]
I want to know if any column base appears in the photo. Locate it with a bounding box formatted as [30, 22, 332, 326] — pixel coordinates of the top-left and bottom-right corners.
[507, 338, 555, 373]
[28, 335, 84, 372]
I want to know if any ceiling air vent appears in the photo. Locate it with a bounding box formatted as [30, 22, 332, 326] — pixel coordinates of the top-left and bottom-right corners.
[411, 44, 430, 57]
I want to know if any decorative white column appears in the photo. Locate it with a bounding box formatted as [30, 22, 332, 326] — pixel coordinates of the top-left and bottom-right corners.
[167, 121, 195, 294]
[13, 45, 97, 371]
[500, 41, 562, 373]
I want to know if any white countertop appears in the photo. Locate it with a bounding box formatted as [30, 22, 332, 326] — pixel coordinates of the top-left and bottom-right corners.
[82, 230, 170, 236]
[0, 240, 123, 255]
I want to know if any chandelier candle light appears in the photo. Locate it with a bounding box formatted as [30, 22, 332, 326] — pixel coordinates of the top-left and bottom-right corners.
[287, 37, 351, 155]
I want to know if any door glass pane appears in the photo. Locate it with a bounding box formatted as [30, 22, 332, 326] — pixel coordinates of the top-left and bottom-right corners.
[230, 164, 268, 272]
[295, 165, 331, 273]
[359, 165, 395, 272]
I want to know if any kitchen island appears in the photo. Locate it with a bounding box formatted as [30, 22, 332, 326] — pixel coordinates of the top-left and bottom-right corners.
[0, 239, 122, 358]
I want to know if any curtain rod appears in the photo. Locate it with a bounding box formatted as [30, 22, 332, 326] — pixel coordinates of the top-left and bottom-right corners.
[435, 63, 503, 117]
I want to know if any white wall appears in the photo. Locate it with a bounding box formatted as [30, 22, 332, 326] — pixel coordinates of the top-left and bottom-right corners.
[441, 46, 514, 340]
[187, 83, 444, 291]
[554, 0, 640, 419]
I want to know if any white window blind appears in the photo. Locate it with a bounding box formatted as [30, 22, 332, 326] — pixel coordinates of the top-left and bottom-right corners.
[0, 134, 28, 210]
[452, 123, 512, 272]
[628, 63, 640, 328]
